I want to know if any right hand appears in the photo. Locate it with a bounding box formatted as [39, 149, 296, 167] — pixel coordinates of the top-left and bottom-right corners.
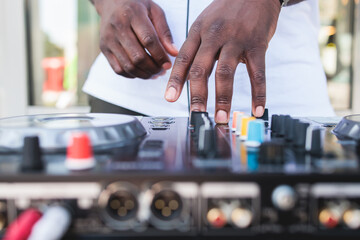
[93, 0, 178, 79]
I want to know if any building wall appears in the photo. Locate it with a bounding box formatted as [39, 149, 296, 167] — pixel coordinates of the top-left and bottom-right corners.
[0, 0, 28, 117]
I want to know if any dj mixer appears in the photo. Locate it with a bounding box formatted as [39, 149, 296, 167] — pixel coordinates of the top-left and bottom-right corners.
[0, 110, 359, 239]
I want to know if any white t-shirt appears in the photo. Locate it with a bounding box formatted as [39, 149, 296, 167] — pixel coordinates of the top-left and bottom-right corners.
[83, 0, 335, 117]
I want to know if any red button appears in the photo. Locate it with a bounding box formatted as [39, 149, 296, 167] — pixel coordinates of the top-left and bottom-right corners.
[66, 132, 95, 171]
[67, 133, 93, 160]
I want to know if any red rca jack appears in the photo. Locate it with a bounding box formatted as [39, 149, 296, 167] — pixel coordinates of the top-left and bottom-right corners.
[319, 207, 342, 229]
[207, 208, 227, 228]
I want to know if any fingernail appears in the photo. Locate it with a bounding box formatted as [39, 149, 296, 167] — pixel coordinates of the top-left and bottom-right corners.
[162, 62, 172, 70]
[255, 106, 264, 117]
[165, 87, 177, 102]
[171, 43, 179, 52]
[216, 110, 228, 124]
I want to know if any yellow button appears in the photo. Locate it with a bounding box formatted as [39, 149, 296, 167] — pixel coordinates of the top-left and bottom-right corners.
[240, 117, 256, 140]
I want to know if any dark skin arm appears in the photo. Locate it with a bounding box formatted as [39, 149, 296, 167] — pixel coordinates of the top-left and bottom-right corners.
[91, 0, 178, 79]
[165, 0, 301, 123]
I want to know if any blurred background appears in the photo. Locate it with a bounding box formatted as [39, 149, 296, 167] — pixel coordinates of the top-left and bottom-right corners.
[0, 0, 359, 118]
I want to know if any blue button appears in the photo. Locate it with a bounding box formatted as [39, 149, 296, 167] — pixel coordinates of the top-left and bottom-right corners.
[246, 120, 265, 147]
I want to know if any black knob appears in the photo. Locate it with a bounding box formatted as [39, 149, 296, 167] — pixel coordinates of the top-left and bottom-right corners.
[276, 115, 290, 138]
[258, 140, 285, 164]
[21, 136, 44, 172]
[284, 118, 299, 142]
[293, 122, 310, 149]
[310, 128, 323, 157]
[271, 115, 279, 133]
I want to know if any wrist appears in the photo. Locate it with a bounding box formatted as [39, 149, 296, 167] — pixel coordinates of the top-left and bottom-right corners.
[91, 0, 105, 15]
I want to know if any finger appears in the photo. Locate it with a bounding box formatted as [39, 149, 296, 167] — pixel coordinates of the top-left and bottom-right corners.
[188, 44, 218, 113]
[214, 45, 239, 124]
[150, 3, 178, 57]
[131, 13, 172, 70]
[109, 40, 152, 79]
[245, 48, 266, 118]
[115, 27, 162, 76]
[101, 48, 135, 78]
[165, 26, 201, 102]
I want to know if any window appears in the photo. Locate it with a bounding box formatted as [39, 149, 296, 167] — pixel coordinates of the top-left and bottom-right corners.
[319, 0, 355, 110]
[26, 0, 100, 108]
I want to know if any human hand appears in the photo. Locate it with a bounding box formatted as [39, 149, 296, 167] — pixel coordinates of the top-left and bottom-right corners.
[165, 0, 281, 123]
[93, 0, 178, 79]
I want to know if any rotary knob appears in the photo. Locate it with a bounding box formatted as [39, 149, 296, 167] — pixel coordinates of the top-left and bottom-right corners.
[284, 118, 299, 142]
[272, 185, 297, 211]
[293, 122, 310, 149]
[21, 136, 44, 172]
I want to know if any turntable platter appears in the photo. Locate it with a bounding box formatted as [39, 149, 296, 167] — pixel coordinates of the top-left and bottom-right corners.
[333, 114, 360, 141]
[0, 113, 147, 152]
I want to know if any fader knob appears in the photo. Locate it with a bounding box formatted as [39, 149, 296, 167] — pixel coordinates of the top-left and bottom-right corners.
[191, 112, 210, 139]
[190, 111, 208, 126]
[198, 124, 217, 158]
[246, 120, 265, 148]
[21, 136, 44, 172]
[271, 185, 297, 211]
[293, 122, 310, 149]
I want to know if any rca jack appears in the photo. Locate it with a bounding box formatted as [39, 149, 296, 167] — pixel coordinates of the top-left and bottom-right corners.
[207, 208, 227, 228]
[231, 207, 253, 229]
[319, 207, 341, 229]
[343, 209, 360, 229]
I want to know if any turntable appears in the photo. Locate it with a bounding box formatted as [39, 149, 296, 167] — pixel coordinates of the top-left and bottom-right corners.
[0, 113, 147, 152]
[0, 112, 359, 239]
[333, 114, 360, 141]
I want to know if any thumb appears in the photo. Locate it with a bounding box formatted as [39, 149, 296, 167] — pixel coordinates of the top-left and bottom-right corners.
[150, 3, 178, 57]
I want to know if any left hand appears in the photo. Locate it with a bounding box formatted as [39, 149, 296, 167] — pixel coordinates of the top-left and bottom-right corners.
[165, 0, 281, 123]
